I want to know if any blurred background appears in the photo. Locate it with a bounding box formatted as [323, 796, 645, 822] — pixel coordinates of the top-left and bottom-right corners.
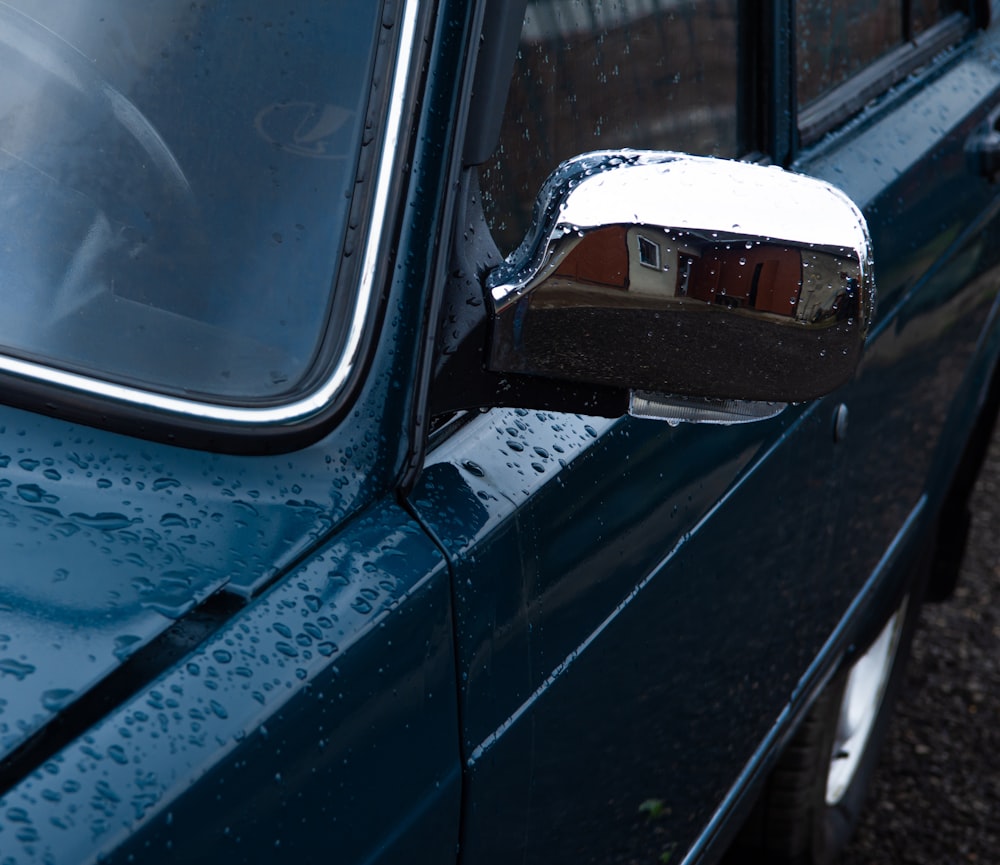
[843, 424, 1000, 863]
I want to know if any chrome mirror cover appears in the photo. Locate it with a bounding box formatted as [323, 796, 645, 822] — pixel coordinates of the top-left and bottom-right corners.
[486, 150, 874, 414]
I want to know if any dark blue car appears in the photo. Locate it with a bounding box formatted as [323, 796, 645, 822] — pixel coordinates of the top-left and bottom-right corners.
[0, 2, 998, 864]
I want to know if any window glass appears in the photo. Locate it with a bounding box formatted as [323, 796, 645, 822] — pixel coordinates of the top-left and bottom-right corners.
[482, 0, 740, 256]
[0, 0, 380, 402]
[911, 0, 965, 34]
[796, 0, 903, 106]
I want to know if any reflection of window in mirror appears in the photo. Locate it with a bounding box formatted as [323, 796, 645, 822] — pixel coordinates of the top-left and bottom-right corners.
[637, 235, 661, 270]
[481, 0, 742, 256]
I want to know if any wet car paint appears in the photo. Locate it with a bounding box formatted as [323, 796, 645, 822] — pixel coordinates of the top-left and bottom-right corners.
[0, 499, 460, 864]
[409, 403, 846, 863]
[1, 3, 1000, 865]
[0, 413, 360, 764]
[407, 11, 1000, 865]
[0, 1, 472, 856]
[798, 24, 1000, 637]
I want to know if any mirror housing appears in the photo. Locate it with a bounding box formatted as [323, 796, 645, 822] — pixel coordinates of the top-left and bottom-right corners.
[486, 151, 874, 423]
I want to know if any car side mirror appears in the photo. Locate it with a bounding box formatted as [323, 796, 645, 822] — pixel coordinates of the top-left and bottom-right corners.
[486, 151, 874, 423]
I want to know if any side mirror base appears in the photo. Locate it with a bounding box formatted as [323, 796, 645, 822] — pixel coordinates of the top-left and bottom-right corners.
[629, 392, 786, 425]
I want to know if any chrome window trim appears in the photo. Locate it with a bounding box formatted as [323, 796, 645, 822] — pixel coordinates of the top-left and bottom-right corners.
[0, 0, 421, 430]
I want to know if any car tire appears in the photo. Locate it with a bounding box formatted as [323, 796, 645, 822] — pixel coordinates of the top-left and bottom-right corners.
[728, 590, 918, 865]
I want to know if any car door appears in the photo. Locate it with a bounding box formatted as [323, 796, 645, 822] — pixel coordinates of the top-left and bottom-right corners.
[793, 3, 1000, 619]
[411, 2, 1000, 865]
[410, 4, 851, 863]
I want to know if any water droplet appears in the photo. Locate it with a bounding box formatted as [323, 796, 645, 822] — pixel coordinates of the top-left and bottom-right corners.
[70, 512, 137, 531]
[113, 635, 143, 661]
[304, 594, 322, 613]
[462, 460, 485, 477]
[16, 484, 50, 504]
[95, 780, 121, 803]
[42, 689, 75, 712]
[0, 659, 36, 680]
[159, 513, 189, 528]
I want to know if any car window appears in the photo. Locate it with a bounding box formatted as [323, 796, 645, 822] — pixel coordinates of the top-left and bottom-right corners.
[796, 0, 968, 141]
[0, 0, 380, 404]
[796, 0, 904, 105]
[481, 0, 741, 256]
[910, 0, 967, 34]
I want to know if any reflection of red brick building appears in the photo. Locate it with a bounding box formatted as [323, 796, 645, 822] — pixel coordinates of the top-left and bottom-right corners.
[552, 226, 802, 318]
[553, 227, 628, 288]
[687, 246, 801, 315]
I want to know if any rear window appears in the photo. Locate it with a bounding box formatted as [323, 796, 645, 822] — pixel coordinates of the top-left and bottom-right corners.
[0, 1, 380, 403]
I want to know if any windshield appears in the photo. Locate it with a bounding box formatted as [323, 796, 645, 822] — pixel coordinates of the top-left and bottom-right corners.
[0, 1, 380, 402]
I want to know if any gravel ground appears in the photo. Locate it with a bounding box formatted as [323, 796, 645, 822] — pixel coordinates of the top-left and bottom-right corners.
[841, 426, 1000, 864]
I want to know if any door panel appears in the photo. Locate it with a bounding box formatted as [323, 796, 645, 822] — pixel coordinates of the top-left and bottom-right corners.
[415, 5, 1000, 865]
[410, 407, 842, 863]
[797, 22, 1000, 602]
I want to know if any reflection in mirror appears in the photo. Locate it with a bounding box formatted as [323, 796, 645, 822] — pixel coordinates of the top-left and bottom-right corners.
[547, 227, 855, 325]
[487, 150, 874, 414]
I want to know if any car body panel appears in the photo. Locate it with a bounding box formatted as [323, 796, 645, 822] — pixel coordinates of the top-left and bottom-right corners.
[0, 352, 418, 771]
[0, 0, 474, 858]
[412, 10, 1000, 865]
[798, 22, 1000, 623]
[2, 3, 1000, 865]
[0, 0, 469, 812]
[0, 498, 461, 865]
[0, 411, 367, 764]
[410, 402, 845, 863]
